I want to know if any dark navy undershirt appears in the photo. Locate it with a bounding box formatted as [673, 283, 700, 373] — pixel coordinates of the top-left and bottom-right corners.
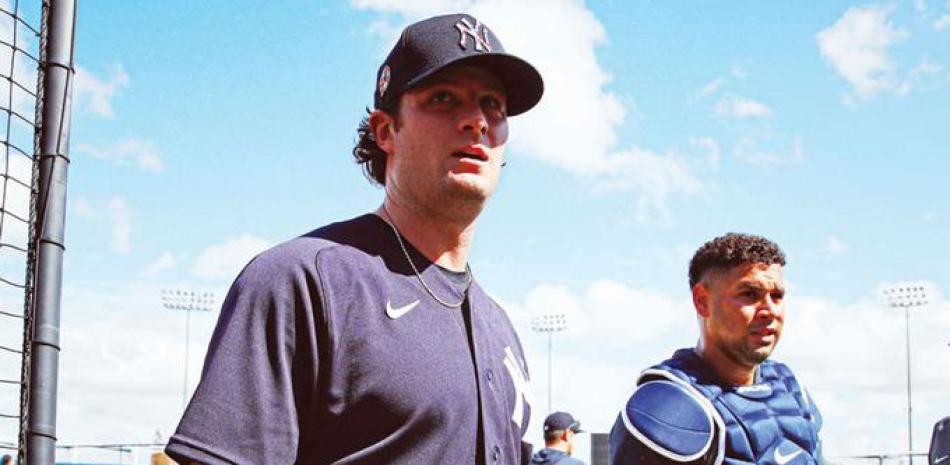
[437, 264, 486, 465]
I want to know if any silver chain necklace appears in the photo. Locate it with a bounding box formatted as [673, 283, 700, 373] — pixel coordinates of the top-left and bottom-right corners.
[379, 213, 472, 308]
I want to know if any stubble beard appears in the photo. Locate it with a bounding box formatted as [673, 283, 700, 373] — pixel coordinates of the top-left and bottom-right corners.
[439, 172, 497, 216]
[723, 336, 775, 369]
[402, 179, 489, 226]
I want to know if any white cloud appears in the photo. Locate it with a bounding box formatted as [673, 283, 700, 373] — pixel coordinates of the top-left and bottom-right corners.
[505, 279, 697, 450]
[352, 0, 700, 222]
[73, 197, 96, 219]
[107, 197, 132, 254]
[73, 197, 135, 254]
[143, 252, 177, 278]
[915, 0, 928, 12]
[714, 94, 774, 118]
[826, 236, 849, 256]
[779, 291, 950, 456]
[733, 136, 805, 167]
[594, 148, 702, 223]
[505, 280, 950, 461]
[691, 137, 721, 170]
[0, 1, 38, 117]
[816, 4, 908, 100]
[191, 234, 272, 281]
[896, 57, 944, 95]
[474, 1, 624, 174]
[54, 282, 226, 458]
[935, 14, 950, 30]
[730, 65, 748, 79]
[696, 64, 747, 101]
[74, 64, 130, 118]
[352, 0, 470, 18]
[696, 78, 725, 99]
[510, 279, 694, 363]
[76, 138, 165, 173]
[0, 153, 33, 248]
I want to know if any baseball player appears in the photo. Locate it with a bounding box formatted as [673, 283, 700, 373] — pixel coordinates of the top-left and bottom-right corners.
[531, 411, 588, 465]
[165, 13, 543, 465]
[610, 233, 823, 465]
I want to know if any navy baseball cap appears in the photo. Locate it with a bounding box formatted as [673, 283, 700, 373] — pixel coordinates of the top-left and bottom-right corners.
[374, 13, 544, 116]
[543, 411, 585, 433]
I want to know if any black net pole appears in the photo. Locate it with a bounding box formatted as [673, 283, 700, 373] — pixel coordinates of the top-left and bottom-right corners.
[20, 0, 75, 464]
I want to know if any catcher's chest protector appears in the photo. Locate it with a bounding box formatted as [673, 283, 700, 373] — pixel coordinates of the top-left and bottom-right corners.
[652, 351, 823, 465]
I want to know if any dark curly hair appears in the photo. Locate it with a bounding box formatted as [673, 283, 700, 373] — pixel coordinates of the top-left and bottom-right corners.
[688, 233, 786, 288]
[352, 101, 401, 186]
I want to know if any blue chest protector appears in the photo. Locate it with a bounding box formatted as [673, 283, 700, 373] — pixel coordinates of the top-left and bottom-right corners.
[610, 349, 823, 465]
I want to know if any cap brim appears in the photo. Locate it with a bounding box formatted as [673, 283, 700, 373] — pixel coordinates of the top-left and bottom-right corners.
[404, 53, 544, 117]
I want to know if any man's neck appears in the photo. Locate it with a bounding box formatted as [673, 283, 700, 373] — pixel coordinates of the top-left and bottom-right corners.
[544, 440, 571, 454]
[377, 199, 476, 272]
[694, 343, 757, 386]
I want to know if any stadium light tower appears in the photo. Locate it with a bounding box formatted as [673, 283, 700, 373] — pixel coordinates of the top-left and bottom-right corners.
[882, 283, 930, 465]
[530, 312, 568, 414]
[161, 289, 215, 410]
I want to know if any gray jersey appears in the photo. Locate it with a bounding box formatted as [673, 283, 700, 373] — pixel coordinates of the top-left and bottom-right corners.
[166, 214, 533, 465]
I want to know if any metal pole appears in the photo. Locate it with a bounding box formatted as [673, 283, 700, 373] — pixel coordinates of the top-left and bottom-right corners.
[531, 312, 567, 416]
[161, 289, 214, 412]
[905, 306, 913, 465]
[882, 283, 932, 465]
[23, 1, 77, 464]
[547, 332, 552, 414]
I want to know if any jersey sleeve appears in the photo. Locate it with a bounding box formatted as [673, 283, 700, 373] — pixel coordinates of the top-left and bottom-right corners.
[165, 247, 325, 465]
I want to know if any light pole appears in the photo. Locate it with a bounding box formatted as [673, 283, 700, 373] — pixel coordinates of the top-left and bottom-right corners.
[530, 312, 568, 414]
[882, 283, 930, 465]
[161, 289, 215, 410]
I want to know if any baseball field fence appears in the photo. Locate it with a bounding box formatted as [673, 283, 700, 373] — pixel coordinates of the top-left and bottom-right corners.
[829, 453, 930, 465]
[0, 0, 76, 464]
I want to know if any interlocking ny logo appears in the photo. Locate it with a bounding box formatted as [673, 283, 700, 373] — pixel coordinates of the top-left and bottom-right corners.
[455, 18, 491, 52]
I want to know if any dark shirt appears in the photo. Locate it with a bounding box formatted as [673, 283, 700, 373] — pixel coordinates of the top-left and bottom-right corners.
[531, 447, 587, 465]
[166, 214, 533, 464]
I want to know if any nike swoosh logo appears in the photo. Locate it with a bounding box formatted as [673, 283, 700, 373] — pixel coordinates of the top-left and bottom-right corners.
[935, 456, 949, 465]
[774, 449, 803, 465]
[386, 300, 420, 319]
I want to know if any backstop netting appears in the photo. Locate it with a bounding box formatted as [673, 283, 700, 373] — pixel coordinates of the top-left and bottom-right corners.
[0, 0, 42, 458]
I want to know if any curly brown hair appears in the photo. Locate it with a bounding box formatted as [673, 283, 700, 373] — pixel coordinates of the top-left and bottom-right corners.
[688, 233, 786, 288]
[352, 101, 401, 186]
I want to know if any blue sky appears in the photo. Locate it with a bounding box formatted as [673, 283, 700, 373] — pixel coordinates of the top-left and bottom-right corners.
[1, 1, 948, 463]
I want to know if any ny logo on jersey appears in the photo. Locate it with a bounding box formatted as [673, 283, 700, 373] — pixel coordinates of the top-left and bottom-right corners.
[455, 18, 492, 53]
[502, 346, 532, 429]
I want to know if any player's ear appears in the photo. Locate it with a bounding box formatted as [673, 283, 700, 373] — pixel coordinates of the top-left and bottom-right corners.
[693, 282, 711, 318]
[369, 109, 397, 156]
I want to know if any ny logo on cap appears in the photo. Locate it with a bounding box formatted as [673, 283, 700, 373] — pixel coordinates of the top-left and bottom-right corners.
[455, 17, 492, 53]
